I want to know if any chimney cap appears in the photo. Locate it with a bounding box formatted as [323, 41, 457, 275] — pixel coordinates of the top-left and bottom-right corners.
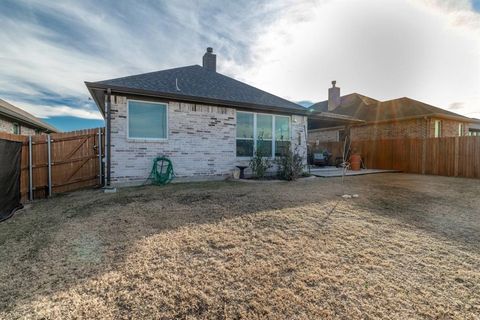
[332, 80, 336, 87]
[207, 47, 213, 53]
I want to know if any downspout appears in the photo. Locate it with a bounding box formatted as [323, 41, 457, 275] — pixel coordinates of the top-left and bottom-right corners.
[106, 88, 112, 187]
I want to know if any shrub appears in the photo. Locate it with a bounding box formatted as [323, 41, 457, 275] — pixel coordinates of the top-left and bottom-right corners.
[249, 142, 272, 179]
[276, 143, 304, 181]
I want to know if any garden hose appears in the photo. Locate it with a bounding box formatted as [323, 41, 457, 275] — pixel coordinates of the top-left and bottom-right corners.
[148, 156, 174, 185]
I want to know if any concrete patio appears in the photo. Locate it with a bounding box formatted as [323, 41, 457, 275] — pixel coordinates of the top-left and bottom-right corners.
[309, 166, 400, 177]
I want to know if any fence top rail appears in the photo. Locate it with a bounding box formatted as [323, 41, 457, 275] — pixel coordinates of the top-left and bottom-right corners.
[0, 132, 29, 143]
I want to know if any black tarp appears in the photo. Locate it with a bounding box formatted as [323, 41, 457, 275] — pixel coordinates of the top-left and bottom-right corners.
[0, 139, 23, 222]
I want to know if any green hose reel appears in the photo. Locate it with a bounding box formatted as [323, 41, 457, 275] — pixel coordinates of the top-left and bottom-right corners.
[149, 156, 174, 185]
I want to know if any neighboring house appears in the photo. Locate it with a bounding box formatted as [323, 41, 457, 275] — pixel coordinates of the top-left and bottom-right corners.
[469, 122, 480, 136]
[87, 48, 344, 185]
[0, 99, 57, 135]
[308, 81, 480, 144]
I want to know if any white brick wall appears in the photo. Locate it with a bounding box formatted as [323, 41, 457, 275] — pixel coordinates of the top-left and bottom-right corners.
[110, 96, 308, 185]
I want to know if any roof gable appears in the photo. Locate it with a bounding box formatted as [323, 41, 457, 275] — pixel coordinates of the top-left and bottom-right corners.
[88, 65, 305, 114]
[0, 99, 57, 132]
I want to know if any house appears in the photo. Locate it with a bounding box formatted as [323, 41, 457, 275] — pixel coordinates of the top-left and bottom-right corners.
[308, 81, 480, 144]
[0, 99, 57, 135]
[86, 48, 346, 186]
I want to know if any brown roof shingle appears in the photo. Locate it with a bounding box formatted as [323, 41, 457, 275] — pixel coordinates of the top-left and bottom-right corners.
[309, 94, 474, 123]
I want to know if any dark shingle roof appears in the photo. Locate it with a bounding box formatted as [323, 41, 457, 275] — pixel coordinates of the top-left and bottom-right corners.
[0, 99, 58, 132]
[309, 93, 472, 122]
[88, 65, 305, 114]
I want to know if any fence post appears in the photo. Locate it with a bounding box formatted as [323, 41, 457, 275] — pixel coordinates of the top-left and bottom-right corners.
[454, 136, 459, 177]
[47, 134, 52, 197]
[28, 135, 33, 201]
[98, 128, 103, 186]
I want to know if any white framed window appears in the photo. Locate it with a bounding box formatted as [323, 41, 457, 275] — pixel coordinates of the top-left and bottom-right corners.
[434, 120, 442, 138]
[236, 112, 254, 157]
[127, 100, 168, 140]
[236, 111, 291, 158]
[458, 123, 464, 136]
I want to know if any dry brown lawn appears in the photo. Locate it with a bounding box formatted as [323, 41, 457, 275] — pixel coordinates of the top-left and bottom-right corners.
[0, 173, 479, 319]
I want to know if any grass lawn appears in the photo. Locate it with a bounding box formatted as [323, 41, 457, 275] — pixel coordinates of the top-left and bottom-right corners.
[0, 173, 479, 319]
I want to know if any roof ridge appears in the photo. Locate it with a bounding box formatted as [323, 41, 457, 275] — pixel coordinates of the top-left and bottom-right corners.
[94, 65, 201, 84]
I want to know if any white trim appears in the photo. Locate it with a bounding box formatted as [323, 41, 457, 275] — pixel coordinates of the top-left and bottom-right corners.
[127, 99, 169, 140]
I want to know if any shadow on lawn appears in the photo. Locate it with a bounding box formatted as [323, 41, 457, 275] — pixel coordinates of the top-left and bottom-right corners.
[0, 178, 337, 314]
[0, 173, 479, 316]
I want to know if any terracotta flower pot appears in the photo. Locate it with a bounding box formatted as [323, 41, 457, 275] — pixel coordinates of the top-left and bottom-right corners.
[350, 154, 361, 171]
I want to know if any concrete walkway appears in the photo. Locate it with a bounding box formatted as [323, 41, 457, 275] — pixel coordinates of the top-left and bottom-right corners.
[309, 166, 401, 177]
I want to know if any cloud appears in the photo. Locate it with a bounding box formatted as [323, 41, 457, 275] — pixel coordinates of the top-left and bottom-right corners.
[231, 0, 480, 118]
[0, 0, 479, 123]
[0, 0, 292, 120]
[7, 99, 104, 120]
[448, 102, 464, 110]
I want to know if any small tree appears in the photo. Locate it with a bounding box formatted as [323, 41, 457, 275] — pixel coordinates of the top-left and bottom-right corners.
[276, 143, 304, 181]
[249, 141, 272, 179]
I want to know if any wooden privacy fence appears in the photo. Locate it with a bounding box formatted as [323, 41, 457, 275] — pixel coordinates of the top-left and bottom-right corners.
[312, 136, 480, 179]
[0, 128, 104, 201]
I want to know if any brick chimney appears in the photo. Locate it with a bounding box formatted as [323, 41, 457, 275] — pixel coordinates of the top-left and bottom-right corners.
[328, 80, 340, 111]
[202, 47, 216, 72]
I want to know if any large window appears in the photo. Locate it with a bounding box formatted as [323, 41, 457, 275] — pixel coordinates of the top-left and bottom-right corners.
[236, 111, 291, 157]
[275, 116, 291, 156]
[257, 114, 273, 157]
[236, 112, 254, 156]
[128, 100, 168, 139]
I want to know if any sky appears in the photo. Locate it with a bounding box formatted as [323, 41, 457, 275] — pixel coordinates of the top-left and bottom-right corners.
[0, 0, 479, 131]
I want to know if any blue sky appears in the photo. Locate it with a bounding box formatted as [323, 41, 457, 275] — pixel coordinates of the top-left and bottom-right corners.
[0, 0, 479, 131]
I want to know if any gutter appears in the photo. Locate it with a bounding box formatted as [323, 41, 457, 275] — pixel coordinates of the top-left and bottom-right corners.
[308, 111, 364, 123]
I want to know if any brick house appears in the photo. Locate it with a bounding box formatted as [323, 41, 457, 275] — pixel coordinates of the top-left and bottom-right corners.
[0, 99, 57, 135]
[87, 48, 347, 186]
[308, 81, 480, 145]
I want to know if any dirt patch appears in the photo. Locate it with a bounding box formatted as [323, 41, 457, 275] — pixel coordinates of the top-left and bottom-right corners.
[0, 174, 479, 319]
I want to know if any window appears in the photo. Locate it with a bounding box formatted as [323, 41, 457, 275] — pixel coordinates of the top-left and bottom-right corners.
[256, 114, 273, 157]
[236, 112, 254, 157]
[128, 100, 168, 139]
[434, 120, 442, 138]
[12, 123, 20, 134]
[275, 116, 291, 156]
[458, 123, 464, 136]
[236, 111, 291, 157]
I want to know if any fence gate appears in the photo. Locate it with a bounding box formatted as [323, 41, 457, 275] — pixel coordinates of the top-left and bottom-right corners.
[1, 128, 104, 202]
